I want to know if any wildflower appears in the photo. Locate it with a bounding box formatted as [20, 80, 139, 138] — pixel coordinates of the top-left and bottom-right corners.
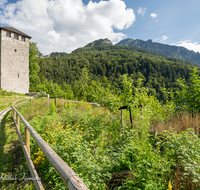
[188, 122, 190, 124]
[179, 121, 181, 123]
[176, 114, 178, 116]
[90, 141, 93, 144]
[167, 180, 172, 190]
[196, 118, 198, 120]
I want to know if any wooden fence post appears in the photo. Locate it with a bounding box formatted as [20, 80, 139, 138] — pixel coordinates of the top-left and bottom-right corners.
[25, 128, 30, 155]
[17, 114, 20, 131]
[121, 107, 123, 125]
[121, 107, 124, 140]
[129, 106, 133, 129]
[14, 110, 16, 120]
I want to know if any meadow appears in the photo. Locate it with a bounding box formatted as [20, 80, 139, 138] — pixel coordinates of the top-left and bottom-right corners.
[16, 96, 200, 189]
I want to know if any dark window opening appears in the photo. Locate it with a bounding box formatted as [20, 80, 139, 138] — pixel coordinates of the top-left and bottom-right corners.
[21, 37, 25, 42]
[6, 32, 11, 37]
[15, 49, 17, 52]
[14, 34, 18, 40]
[18, 74, 19, 78]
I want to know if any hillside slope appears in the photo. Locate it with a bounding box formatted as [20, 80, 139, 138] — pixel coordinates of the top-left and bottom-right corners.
[38, 40, 199, 103]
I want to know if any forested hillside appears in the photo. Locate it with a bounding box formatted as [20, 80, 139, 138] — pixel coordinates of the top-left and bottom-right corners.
[34, 41, 199, 103]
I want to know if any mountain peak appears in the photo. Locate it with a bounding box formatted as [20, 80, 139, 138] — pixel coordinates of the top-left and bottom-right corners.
[85, 38, 113, 47]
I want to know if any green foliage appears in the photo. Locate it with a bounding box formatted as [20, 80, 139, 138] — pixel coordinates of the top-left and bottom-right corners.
[37, 43, 195, 102]
[50, 100, 56, 114]
[173, 67, 200, 112]
[157, 129, 200, 188]
[29, 42, 41, 92]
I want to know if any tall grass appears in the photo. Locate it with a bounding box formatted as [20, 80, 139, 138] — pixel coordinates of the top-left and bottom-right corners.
[151, 111, 200, 135]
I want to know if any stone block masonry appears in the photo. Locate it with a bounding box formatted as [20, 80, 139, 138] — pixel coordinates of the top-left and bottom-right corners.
[0, 27, 31, 94]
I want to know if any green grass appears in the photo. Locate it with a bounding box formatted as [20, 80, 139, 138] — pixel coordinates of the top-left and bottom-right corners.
[0, 94, 26, 112]
[0, 103, 35, 189]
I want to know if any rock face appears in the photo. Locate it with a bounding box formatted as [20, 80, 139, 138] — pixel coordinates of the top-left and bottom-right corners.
[116, 38, 200, 66]
[85, 38, 113, 47]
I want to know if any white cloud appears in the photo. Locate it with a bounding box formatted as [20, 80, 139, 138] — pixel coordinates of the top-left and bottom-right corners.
[161, 35, 168, 41]
[137, 7, 146, 17]
[0, 0, 136, 54]
[174, 40, 200, 53]
[0, 0, 7, 9]
[150, 13, 157, 19]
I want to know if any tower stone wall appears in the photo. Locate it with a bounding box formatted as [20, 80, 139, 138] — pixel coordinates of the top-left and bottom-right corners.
[0, 27, 31, 94]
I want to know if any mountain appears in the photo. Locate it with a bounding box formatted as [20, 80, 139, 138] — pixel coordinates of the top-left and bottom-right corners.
[50, 52, 68, 57]
[39, 38, 200, 103]
[116, 38, 200, 66]
[85, 38, 113, 47]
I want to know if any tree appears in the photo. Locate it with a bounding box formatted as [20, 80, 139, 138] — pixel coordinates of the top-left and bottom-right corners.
[29, 42, 41, 92]
[174, 67, 200, 112]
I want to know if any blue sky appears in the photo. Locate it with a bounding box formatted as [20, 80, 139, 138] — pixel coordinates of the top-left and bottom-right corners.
[1, 0, 200, 54]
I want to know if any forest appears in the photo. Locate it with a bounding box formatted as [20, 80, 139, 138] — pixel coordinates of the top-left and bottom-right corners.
[30, 41, 199, 105]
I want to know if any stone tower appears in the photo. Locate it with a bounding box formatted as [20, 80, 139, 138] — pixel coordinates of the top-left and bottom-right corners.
[0, 26, 31, 94]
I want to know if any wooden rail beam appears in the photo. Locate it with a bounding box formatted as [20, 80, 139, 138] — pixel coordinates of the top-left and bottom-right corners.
[25, 127, 30, 155]
[12, 113, 44, 190]
[17, 114, 20, 130]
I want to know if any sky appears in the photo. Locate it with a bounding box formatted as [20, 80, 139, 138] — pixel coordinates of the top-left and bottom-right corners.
[0, 0, 200, 55]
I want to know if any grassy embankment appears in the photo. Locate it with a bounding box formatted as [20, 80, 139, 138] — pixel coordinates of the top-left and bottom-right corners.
[0, 92, 35, 190]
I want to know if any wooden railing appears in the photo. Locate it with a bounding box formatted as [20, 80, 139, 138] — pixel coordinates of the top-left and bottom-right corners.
[11, 98, 89, 190]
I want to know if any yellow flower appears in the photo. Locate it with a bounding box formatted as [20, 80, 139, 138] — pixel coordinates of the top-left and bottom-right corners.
[167, 180, 172, 190]
[90, 141, 93, 144]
